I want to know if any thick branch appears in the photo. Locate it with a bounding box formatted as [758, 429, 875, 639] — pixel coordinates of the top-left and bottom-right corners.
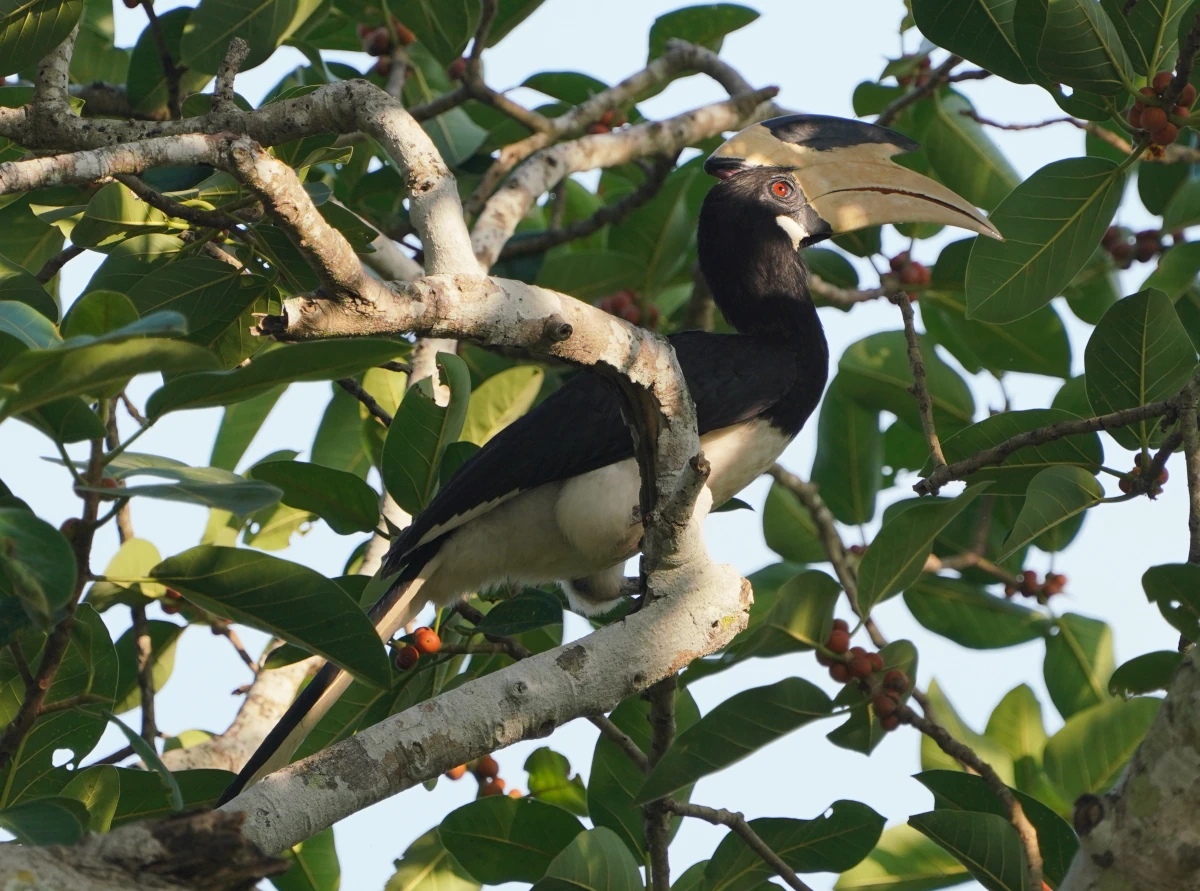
[1181, 380, 1200, 563]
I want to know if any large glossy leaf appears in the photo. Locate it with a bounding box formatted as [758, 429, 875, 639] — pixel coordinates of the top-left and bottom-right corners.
[1109, 650, 1183, 697]
[60, 764, 120, 833]
[382, 353, 471, 515]
[911, 0, 1031, 83]
[919, 680, 1014, 783]
[0, 0, 83, 77]
[1044, 612, 1114, 719]
[0, 258, 58, 321]
[0, 300, 59, 351]
[998, 466, 1104, 561]
[210, 385, 286, 471]
[904, 575, 1049, 649]
[248, 461, 380, 534]
[146, 339, 408, 418]
[588, 688, 700, 859]
[914, 90, 1019, 211]
[17, 396, 107, 445]
[0, 508, 76, 625]
[762, 482, 826, 564]
[106, 711, 182, 812]
[858, 486, 985, 614]
[608, 161, 699, 292]
[111, 620, 184, 715]
[705, 801, 885, 891]
[966, 158, 1125, 323]
[634, 677, 832, 805]
[1033, 0, 1134, 95]
[1043, 697, 1160, 800]
[386, 828, 480, 891]
[1102, 0, 1190, 74]
[531, 828, 642, 891]
[311, 383, 372, 478]
[475, 590, 563, 636]
[274, 826, 340, 891]
[1085, 289, 1197, 450]
[108, 767, 233, 826]
[85, 537, 165, 612]
[811, 378, 882, 524]
[402, 44, 488, 166]
[939, 409, 1102, 495]
[833, 823, 969, 891]
[461, 366, 543, 446]
[909, 810, 1027, 891]
[0, 796, 88, 845]
[60, 290, 138, 342]
[181, 0, 323, 73]
[534, 250, 646, 301]
[984, 685, 1048, 764]
[1140, 240, 1200, 301]
[827, 640, 919, 756]
[438, 796, 585, 885]
[150, 546, 391, 687]
[728, 569, 841, 661]
[838, 331, 975, 435]
[1142, 562, 1200, 637]
[70, 183, 182, 248]
[126, 8, 212, 116]
[647, 3, 758, 59]
[525, 748, 587, 817]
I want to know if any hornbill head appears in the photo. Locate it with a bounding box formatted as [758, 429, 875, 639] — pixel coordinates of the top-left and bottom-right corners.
[703, 114, 1003, 248]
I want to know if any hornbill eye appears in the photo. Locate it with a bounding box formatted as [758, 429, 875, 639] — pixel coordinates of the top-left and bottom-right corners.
[771, 180, 793, 199]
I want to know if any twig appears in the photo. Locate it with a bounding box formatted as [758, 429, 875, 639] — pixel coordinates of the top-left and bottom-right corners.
[336, 378, 393, 427]
[765, 464, 889, 650]
[8, 642, 33, 689]
[141, 0, 180, 118]
[917, 399, 1175, 495]
[37, 693, 108, 716]
[877, 54, 963, 127]
[893, 293, 946, 470]
[1165, 12, 1200, 109]
[808, 274, 894, 308]
[898, 703, 1043, 890]
[212, 622, 259, 673]
[664, 800, 816, 891]
[946, 69, 991, 83]
[104, 400, 135, 544]
[500, 155, 675, 259]
[115, 173, 260, 233]
[213, 38, 250, 111]
[380, 360, 412, 374]
[644, 672, 678, 891]
[1180, 380, 1200, 564]
[89, 743, 135, 765]
[120, 392, 148, 427]
[131, 605, 157, 741]
[959, 110, 1081, 132]
[469, 0, 498, 62]
[35, 244, 83, 283]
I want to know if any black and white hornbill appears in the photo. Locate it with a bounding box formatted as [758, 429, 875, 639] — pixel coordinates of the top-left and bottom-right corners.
[220, 114, 1001, 802]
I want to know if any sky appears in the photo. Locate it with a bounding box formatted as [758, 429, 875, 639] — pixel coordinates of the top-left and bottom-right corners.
[0, 1, 1190, 889]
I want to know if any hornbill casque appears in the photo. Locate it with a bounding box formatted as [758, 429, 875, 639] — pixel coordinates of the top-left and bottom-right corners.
[219, 114, 1001, 802]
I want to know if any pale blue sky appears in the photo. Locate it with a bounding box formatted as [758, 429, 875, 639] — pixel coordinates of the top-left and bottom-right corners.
[0, 2, 1187, 889]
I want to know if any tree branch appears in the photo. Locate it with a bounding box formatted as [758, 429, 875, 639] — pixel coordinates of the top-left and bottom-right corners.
[893, 293, 946, 471]
[336, 378, 392, 427]
[876, 54, 963, 127]
[213, 38, 249, 112]
[141, 0, 181, 119]
[36, 243, 84, 283]
[644, 674, 677, 891]
[1180, 380, 1200, 563]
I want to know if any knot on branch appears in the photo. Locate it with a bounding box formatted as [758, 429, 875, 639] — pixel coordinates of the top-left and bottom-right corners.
[542, 315, 573, 343]
[1073, 793, 1107, 837]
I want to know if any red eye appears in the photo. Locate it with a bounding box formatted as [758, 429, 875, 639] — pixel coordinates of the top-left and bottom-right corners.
[772, 181, 793, 198]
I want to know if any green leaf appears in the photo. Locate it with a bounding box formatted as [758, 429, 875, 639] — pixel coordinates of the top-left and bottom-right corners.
[1109, 650, 1183, 697]
[274, 826, 340, 891]
[248, 461, 380, 534]
[150, 546, 391, 687]
[182, 0, 323, 74]
[475, 590, 563, 636]
[0, 300, 60, 351]
[525, 747, 587, 817]
[0, 507, 76, 624]
[1161, 177, 1200, 231]
[999, 466, 1104, 561]
[0, 336, 218, 418]
[0, 796, 88, 845]
[1043, 697, 1160, 800]
[387, 828, 480, 891]
[762, 482, 826, 564]
[70, 182, 182, 249]
[1044, 612, 1114, 719]
[911, 0, 1031, 83]
[966, 157, 1126, 323]
[609, 160, 699, 293]
[811, 378, 882, 524]
[462, 366, 543, 446]
[72, 452, 283, 516]
[1102, 0, 1190, 74]
[838, 331, 975, 434]
[16, 397, 106, 445]
[111, 620, 184, 714]
[705, 801, 885, 891]
[634, 677, 832, 805]
[534, 250, 647, 301]
[919, 680, 1014, 783]
[939, 409, 1102, 495]
[0, 0, 83, 78]
[60, 764, 120, 833]
[0, 257, 58, 321]
[108, 767, 233, 826]
[858, 486, 986, 614]
[146, 339, 409, 418]
[1142, 562, 1200, 637]
[311, 383, 372, 478]
[914, 90, 1019, 211]
[127, 8, 213, 116]
[72, 0, 129, 85]
[402, 43, 488, 165]
[834, 823, 969, 891]
[908, 810, 1026, 891]
[984, 685, 1048, 764]
[804, 247, 860, 294]
[1063, 250, 1121, 324]
[61, 290, 138, 341]
[588, 688, 700, 859]
[729, 569, 841, 661]
[827, 641, 919, 756]
[83, 233, 183, 296]
[1035, 0, 1135, 94]
[531, 827, 642, 891]
[106, 711, 183, 812]
[382, 352, 471, 514]
[389, 0, 478, 64]
[904, 576, 1049, 649]
[85, 537, 164, 612]
[438, 796, 585, 885]
[647, 4, 759, 60]
[210, 384, 286, 471]
[1141, 241, 1200, 302]
[1085, 289, 1197, 450]
[915, 770, 1078, 888]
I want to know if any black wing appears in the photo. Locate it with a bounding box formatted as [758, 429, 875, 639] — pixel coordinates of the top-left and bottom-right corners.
[382, 331, 800, 575]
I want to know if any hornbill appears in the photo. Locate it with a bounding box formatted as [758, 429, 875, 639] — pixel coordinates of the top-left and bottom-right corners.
[220, 114, 1001, 803]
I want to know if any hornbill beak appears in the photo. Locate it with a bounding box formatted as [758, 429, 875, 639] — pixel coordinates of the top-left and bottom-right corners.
[704, 114, 1003, 242]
